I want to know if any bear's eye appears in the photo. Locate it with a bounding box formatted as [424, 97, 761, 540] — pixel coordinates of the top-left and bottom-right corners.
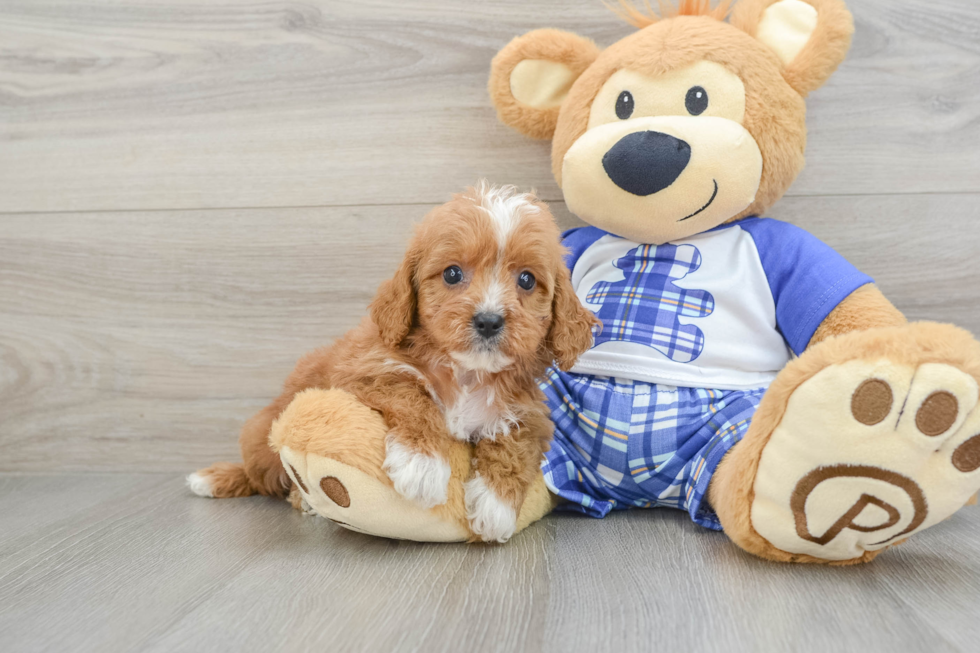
[615, 91, 634, 120]
[443, 265, 463, 285]
[517, 271, 536, 291]
[685, 86, 708, 116]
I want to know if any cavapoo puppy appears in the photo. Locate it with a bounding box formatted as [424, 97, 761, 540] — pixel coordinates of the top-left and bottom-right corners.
[190, 182, 597, 541]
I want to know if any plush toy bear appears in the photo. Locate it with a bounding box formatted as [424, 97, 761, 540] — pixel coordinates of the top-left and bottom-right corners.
[277, 0, 980, 564]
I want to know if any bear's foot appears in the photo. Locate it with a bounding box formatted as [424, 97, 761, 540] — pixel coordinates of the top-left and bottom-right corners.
[714, 323, 980, 564]
[754, 358, 980, 561]
[270, 387, 471, 542]
[280, 444, 471, 541]
[269, 387, 558, 542]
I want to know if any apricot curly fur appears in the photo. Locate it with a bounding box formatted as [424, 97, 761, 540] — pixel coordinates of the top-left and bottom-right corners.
[193, 184, 595, 530]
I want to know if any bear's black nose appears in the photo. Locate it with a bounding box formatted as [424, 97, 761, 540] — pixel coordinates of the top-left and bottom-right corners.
[602, 131, 691, 196]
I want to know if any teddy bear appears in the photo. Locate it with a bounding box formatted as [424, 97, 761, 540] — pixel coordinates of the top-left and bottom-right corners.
[276, 0, 980, 564]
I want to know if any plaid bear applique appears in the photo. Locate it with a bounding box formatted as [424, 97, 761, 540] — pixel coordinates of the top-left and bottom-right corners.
[585, 244, 714, 363]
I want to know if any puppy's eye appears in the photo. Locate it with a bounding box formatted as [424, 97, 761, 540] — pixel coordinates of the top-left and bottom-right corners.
[443, 265, 463, 285]
[615, 91, 634, 120]
[517, 271, 536, 291]
[685, 86, 708, 116]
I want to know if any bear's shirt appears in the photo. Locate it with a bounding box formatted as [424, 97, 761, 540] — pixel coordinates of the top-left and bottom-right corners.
[564, 217, 872, 390]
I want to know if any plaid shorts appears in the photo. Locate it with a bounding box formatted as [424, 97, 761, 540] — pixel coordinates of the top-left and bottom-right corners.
[540, 368, 766, 530]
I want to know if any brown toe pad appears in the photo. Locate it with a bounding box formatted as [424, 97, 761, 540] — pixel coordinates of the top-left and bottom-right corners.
[320, 476, 351, 508]
[952, 435, 980, 473]
[915, 391, 959, 436]
[851, 379, 893, 426]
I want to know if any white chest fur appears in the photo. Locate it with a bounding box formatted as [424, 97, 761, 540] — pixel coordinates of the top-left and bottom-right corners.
[444, 384, 517, 443]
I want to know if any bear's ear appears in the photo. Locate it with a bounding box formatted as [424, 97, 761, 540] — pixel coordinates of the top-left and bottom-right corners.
[731, 0, 854, 97]
[489, 29, 600, 140]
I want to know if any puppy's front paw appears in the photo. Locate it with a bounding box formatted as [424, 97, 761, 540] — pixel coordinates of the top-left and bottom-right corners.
[464, 474, 517, 543]
[382, 436, 451, 509]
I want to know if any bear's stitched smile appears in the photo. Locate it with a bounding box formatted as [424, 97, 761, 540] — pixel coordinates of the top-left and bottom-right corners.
[679, 179, 719, 222]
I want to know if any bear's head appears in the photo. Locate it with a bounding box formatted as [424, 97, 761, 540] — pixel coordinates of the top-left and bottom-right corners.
[489, 0, 853, 244]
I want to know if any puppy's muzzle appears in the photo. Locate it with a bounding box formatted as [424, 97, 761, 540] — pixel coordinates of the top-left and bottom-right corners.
[473, 312, 505, 341]
[602, 130, 691, 197]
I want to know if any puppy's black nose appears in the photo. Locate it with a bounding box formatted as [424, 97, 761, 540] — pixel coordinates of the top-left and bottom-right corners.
[473, 312, 505, 340]
[602, 131, 691, 196]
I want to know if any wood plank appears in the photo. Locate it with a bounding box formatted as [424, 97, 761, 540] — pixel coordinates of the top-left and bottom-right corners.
[0, 193, 977, 473]
[0, 204, 427, 472]
[1, 0, 978, 213]
[0, 474, 977, 652]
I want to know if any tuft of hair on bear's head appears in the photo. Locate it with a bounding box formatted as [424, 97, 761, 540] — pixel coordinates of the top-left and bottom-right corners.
[605, 0, 734, 28]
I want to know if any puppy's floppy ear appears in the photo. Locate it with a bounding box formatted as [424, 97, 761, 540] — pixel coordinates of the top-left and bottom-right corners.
[730, 0, 853, 97]
[489, 29, 600, 140]
[547, 263, 599, 371]
[370, 240, 421, 348]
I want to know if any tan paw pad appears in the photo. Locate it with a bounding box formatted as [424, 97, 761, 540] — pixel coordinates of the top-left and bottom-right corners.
[752, 360, 980, 561]
[790, 465, 926, 548]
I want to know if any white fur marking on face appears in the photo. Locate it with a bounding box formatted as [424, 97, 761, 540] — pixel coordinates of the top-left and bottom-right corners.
[477, 276, 507, 316]
[450, 350, 514, 374]
[445, 383, 519, 442]
[473, 180, 539, 253]
[382, 436, 451, 508]
[186, 472, 214, 498]
[465, 473, 518, 543]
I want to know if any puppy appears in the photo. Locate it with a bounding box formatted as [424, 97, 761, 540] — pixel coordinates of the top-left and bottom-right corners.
[190, 182, 597, 541]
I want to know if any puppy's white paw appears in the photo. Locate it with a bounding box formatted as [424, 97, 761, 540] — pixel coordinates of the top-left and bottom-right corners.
[185, 472, 214, 498]
[300, 496, 318, 516]
[464, 474, 517, 543]
[382, 436, 451, 509]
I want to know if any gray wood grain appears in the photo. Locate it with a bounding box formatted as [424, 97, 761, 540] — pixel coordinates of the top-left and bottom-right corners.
[1, 194, 977, 473]
[0, 474, 976, 653]
[0, 0, 978, 213]
[1, 1, 979, 649]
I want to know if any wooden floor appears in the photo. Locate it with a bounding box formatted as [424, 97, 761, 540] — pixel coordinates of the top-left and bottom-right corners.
[1, 474, 979, 653]
[1, 1, 979, 651]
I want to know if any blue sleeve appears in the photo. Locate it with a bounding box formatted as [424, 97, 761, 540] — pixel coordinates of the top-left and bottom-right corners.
[561, 226, 610, 272]
[739, 218, 874, 355]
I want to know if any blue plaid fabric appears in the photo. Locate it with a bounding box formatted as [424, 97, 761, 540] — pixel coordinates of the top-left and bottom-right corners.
[540, 368, 766, 530]
[585, 243, 714, 363]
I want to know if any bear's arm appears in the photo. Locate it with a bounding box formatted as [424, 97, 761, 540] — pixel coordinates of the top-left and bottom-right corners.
[807, 283, 907, 348]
